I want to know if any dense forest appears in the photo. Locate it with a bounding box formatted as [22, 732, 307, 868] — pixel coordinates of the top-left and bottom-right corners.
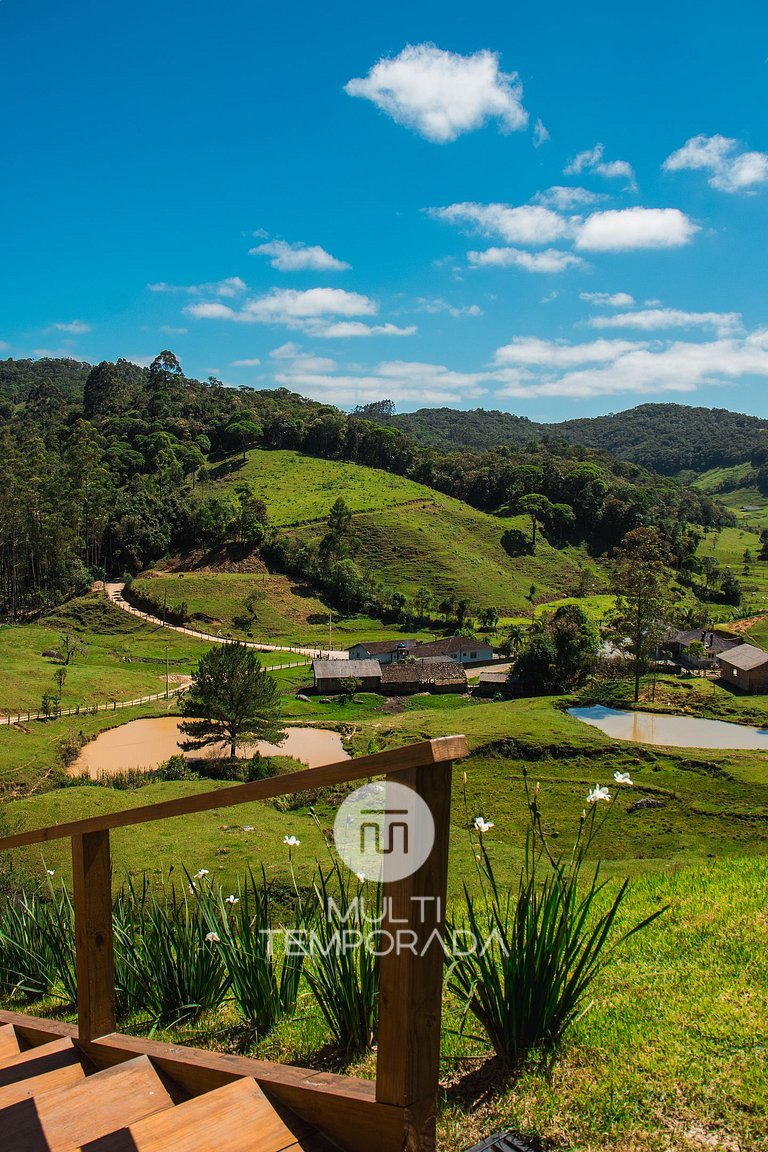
[378, 402, 768, 477]
[0, 355, 731, 617]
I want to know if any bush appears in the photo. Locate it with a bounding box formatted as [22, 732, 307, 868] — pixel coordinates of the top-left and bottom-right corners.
[447, 770, 665, 1071]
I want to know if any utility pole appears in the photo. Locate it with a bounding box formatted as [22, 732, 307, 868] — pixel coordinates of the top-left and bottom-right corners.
[165, 641, 169, 699]
[328, 611, 333, 655]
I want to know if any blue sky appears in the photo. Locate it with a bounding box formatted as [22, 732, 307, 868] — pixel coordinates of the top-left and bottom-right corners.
[2, 0, 768, 420]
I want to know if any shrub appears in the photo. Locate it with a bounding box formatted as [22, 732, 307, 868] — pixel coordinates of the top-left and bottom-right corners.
[447, 770, 665, 1072]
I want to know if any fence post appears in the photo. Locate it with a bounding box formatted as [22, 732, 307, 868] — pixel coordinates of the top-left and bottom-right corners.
[71, 830, 116, 1042]
[375, 759, 453, 1152]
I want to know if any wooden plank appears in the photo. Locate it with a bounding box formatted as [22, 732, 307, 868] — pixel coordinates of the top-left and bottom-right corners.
[0, 1055, 176, 1152]
[72, 829, 117, 1042]
[0, 1023, 20, 1061]
[375, 760, 453, 1150]
[0, 1011, 78, 1047]
[77, 1077, 306, 1152]
[0, 1038, 81, 1084]
[0, 736, 469, 851]
[0, 1058, 86, 1108]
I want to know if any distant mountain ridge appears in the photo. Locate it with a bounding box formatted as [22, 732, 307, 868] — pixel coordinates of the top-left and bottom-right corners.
[385, 402, 768, 476]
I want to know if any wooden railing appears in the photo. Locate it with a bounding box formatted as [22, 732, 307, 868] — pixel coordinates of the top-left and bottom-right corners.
[0, 735, 469, 1152]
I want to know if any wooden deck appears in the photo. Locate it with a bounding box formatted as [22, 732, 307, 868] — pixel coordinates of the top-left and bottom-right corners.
[0, 736, 469, 1152]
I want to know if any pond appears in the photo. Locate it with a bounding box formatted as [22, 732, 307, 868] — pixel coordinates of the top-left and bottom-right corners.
[568, 704, 768, 750]
[72, 717, 349, 777]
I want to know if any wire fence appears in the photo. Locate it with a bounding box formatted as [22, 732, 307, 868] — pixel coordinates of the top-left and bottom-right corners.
[0, 660, 311, 727]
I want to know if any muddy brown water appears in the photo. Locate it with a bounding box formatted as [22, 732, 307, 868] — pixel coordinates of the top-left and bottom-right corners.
[71, 717, 348, 777]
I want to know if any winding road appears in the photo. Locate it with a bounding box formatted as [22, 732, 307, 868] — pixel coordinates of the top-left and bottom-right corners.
[105, 583, 349, 660]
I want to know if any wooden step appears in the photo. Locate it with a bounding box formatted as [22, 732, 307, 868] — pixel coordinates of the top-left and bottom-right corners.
[0, 1054, 178, 1152]
[76, 1076, 317, 1152]
[0, 1056, 86, 1109]
[0, 1023, 20, 1061]
[0, 1036, 83, 1083]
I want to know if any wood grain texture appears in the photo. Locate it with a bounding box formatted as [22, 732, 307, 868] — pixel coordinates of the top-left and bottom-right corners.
[0, 1037, 81, 1085]
[375, 760, 453, 1150]
[0, 1059, 86, 1108]
[0, 1055, 176, 1152]
[0, 736, 469, 851]
[0, 1023, 20, 1061]
[72, 829, 117, 1041]
[76, 1077, 310, 1152]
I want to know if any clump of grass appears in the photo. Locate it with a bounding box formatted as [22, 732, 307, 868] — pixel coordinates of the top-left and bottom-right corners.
[447, 769, 666, 1072]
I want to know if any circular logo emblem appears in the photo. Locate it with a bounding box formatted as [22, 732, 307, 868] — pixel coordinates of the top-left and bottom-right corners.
[333, 780, 435, 884]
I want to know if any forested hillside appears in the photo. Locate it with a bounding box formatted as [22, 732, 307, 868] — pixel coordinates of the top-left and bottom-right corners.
[378, 401, 768, 477]
[0, 354, 730, 618]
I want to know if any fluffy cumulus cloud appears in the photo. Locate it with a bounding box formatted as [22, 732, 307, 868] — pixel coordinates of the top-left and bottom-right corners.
[663, 134, 768, 194]
[230, 358, 261, 367]
[249, 239, 350, 271]
[149, 277, 247, 298]
[429, 202, 573, 244]
[415, 297, 483, 317]
[185, 287, 415, 338]
[588, 308, 742, 335]
[534, 186, 603, 210]
[492, 328, 768, 399]
[580, 291, 636, 307]
[575, 208, 698, 251]
[274, 357, 495, 406]
[431, 199, 698, 270]
[533, 118, 550, 147]
[345, 44, 528, 143]
[468, 247, 585, 273]
[565, 143, 637, 190]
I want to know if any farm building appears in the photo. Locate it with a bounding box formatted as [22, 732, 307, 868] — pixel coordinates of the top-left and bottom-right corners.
[666, 628, 741, 669]
[715, 643, 768, 693]
[347, 639, 417, 664]
[380, 661, 467, 695]
[475, 671, 519, 698]
[312, 659, 381, 693]
[408, 636, 494, 665]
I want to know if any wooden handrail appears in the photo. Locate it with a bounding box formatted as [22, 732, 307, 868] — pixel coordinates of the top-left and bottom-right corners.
[0, 735, 468, 852]
[0, 733, 469, 1152]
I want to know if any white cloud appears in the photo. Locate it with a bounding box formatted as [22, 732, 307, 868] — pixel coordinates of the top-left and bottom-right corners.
[468, 247, 585, 273]
[345, 44, 528, 143]
[186, 287, 377, 329]
[149, 277, 247, 298]
[51, 320, 91, 334]
[415, 297, 483, 318]
[313, 321, 417, 339]
[533, 118, 550, 147]
[575, 207, 698, 251]
[429, 202, 572, 244]
[494, 336, 646, 368]
[580, 291, 635, 307]
[589, 308, 742, 336]
[160, 325, 188, 336]
[535, 186, 602, 210]
[230, 358, 262, 367]
[565, 143, 637, 190]
[663, 134, 768, 194]
[275, 358, 494, 406]
[249, 239, 350, 271]
[0, 341, 8, 352]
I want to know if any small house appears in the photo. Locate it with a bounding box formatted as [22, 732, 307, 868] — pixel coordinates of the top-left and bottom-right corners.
[312, 659, 381, 694]
[347, 640, 418, 664]
[715, 643, 768, 693]
[475, 671, 519, 699]
[380, 661, 467, 696]
[407, 636, 494, 665]
[667, 628, 741, 669]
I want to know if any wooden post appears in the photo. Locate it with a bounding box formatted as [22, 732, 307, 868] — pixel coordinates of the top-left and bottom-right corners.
[375, 760, 453, 1152]
[71, 830, 116, 1042]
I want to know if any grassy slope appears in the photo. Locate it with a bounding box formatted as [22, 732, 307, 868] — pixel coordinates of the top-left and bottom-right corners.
[169, 447, 605, 629]
[697, 525, 768, 616]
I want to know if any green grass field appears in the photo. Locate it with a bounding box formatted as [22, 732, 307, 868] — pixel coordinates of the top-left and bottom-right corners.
[693, 463, 768, 532]
[202, 448, 433, 525]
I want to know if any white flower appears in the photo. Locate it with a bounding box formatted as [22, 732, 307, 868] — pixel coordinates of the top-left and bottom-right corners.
[205, 931, 220, 943]
[46, 869, 55, 876]
[586, 786, 611, 804]
[473, 816, 494, 834]
[243, 825, 254, 832]
[613, 772, 634, 786]
[193, 869, 209, 880]
[355, 871, 366, 883]
[225, 894, 239, 904]
[189, 883, 197, 893]
[284, 835, 301, 847]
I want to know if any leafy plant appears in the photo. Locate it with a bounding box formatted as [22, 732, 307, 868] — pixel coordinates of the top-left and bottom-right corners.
[447, 770, 666, 1072]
